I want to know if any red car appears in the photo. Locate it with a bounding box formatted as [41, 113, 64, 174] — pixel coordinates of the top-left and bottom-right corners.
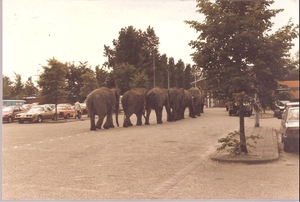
[2, 105, 27, 123]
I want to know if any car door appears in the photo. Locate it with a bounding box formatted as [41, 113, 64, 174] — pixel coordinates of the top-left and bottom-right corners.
[280, 109, 289, 135]
[42, 107, 52, 120]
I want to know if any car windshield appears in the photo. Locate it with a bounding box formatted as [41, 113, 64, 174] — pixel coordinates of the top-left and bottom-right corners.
[2, 107, 13, 112]
[28, 107, 44, 112]
[57, 106, 66, 110]
[287, 108, 299, 121]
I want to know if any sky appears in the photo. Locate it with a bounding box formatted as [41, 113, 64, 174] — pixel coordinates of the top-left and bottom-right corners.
[2, 0, 299, 84]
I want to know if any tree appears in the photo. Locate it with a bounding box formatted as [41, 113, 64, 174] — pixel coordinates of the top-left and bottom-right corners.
[95, 65, 110, 88]
[23, 80, 38, 98]
[2, 76, 13, 99]
[11, 73, 24, 99]
[80, 71, 99, 99]
[184, 64, 193, 89]
[186, 0, 299, 153]
[113, 62, 137, 94]
[38, 58, 68, 119]
[283, 51, 299, 80]
[129, 71, 150, 89]
[65, 61, 95, 103]
[103, 26, 160, 88]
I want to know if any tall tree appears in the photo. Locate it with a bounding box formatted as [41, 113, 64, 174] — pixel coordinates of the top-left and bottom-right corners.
[184, 64, 193, 89]
[95, 65, 110, 87]
[2, 76, 13, 99]
[38, 58, 68, 115]
[11, 73, 24, 99]
[80, 71, 99, 99]
[23, 80, 38, 98]
[186, 0, 299, 153]
[103, 26, 160, 88]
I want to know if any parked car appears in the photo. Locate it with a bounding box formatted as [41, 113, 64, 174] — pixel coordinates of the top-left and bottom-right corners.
[284, 102, 299, 113]
[280, 106, 299, 152]
[15, 105, 56, 123]
[273, 100, 290, 119]
[22, 104, 33, 111]
[2, 105, 27, 123]
[228, 103, 252, 117]
[56, 104, 75, 119]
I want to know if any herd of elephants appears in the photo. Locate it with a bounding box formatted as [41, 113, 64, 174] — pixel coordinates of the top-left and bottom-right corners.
[86, 86, 205, 131]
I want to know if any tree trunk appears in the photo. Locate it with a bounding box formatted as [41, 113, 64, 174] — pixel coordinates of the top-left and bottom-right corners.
[239, 99, 248, 153]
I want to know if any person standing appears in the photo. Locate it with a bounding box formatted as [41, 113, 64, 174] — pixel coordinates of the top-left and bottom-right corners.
[74, 101, 82, 119]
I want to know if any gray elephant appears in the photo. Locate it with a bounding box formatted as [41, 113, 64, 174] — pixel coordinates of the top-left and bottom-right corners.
[168, 87, 184, 121]
[121, 88, 147, 127]
[188, 87, 204, 116]
[145, 86, 172, 125]
[180, 88, 196, 119]
[86, 87, 120, 131]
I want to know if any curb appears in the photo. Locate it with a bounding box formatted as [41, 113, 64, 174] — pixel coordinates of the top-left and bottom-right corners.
[210, 127, 280, 164]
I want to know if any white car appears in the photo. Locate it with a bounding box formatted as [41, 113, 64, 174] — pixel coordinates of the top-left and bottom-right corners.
[280, 106, 299, 152]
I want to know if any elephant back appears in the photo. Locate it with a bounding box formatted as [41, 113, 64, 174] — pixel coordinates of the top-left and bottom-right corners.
[146, 86, 168, 108]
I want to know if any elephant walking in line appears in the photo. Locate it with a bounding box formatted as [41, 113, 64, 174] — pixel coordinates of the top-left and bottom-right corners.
[188, 87, 204, 116]
[180, 88, 196, 119]
[168, 87, 184, 121]
[145, 86, 172, 125]
[121, 88, 147, 127]
[86, 87, 120, 131]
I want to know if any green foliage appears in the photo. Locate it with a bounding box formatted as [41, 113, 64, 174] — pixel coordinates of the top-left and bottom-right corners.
[95, 65, 110, 87]
[185, 0, 298, 152]
[217, 131, 263, 155]
[80, 72, 99, 99]
[113, 62, 137, 94]
[23, 80, 38, 97]
[2, 76, 13, 99]
[65, 61, 95, 102]
[185, 0, 299, 103]
[11, 73, 25, 99]
[129, 71, 150, 89]
[38, 57, 68, 104]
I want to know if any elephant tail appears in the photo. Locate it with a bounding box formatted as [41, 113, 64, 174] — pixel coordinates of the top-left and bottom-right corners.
[114, 91, 120, 127]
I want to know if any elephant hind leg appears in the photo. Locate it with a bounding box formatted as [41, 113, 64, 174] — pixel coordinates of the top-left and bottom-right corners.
[145, 108, 151, 125]
[89, 114, 97, 131]
[155, 108, 163, 124]
[136, 113, 143, 125]
[96, 115, 105, 129]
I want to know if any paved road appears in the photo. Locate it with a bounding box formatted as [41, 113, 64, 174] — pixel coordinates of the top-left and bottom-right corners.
[2, 108, 298, 200]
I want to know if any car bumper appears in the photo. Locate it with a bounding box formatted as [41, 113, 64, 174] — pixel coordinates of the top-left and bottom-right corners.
[15, 117, 36, 122]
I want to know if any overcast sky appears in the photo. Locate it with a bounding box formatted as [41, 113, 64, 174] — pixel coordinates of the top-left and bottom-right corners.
[2, 0, 299, 83]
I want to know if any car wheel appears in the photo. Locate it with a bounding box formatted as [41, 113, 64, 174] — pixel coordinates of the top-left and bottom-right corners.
[283, 140, 290, 152]
[18, 120, 24, 124]
[65, 114, 70, 119]
[8, 116, 13, 123]
[37, 115, 42, 123]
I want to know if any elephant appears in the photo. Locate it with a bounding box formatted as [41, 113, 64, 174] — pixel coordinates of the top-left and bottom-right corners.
[121, 88, 147, 127]
[145, 86, 172, 125]
[168, 87, 184, 121]
[188, 87, 204, 116]
[198, 88, 206, 113]
[180, 88, 196, 119]
[86, 87, 120, 131]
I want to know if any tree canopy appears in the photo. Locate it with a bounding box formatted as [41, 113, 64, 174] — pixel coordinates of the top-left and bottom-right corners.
[185, 0, 299, 153]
